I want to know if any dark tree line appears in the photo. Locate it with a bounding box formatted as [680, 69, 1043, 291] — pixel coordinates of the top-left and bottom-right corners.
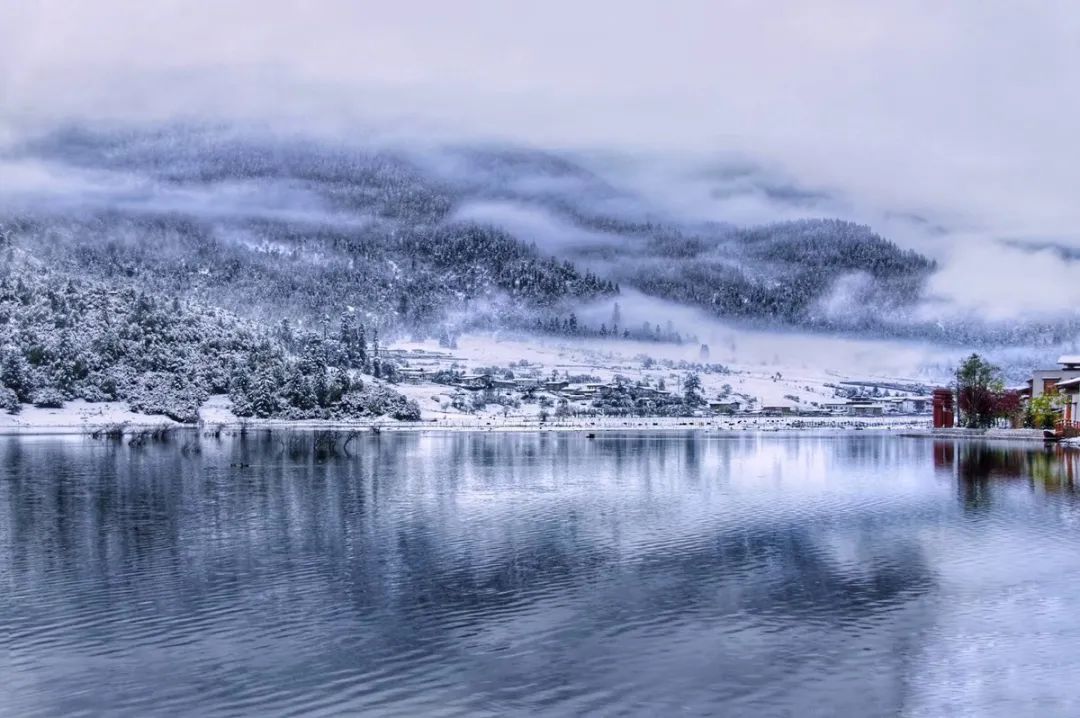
[10, 126, 617, 341]
[617, 219, 935, 328]
[0, 252, 418, 422]
[14, 124, 1053, 348]
[530, 314, 692, 344]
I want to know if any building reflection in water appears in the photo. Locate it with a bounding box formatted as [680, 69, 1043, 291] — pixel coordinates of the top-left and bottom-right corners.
[934, 440, 1080, 510]
[9, 433, 1080, 715]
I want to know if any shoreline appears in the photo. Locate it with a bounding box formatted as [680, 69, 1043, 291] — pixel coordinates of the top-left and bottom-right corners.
[898, 427, 1053, 443]
[2, 401, 1066, 443]
[2, 412, 939, 438]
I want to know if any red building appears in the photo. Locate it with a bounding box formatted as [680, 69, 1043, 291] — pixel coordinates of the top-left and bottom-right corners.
[932, 388, 954, 428]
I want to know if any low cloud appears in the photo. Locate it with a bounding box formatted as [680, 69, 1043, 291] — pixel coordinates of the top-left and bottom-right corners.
[0, 154, 367, 229]
[4, 0, 1080, 335]
[574, 288, 953, 380]
[920, 240, 1080, 322]
[448, 200, 627, 252]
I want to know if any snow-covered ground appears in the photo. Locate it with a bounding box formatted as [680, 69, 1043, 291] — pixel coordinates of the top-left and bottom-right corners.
[0, 400, 931, 437]
[0, 399, 182, 435]
[391, 328, 952, 413]
[1, 329, 955, 436]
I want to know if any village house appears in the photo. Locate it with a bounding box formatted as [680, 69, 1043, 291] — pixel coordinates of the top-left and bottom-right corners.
[845, 398, 885, 416]
[562, 383, 606, 400]
[456, 374, 494, 391]
[633, 385, 671, 399]
[396, 367, 430, 384]
[1028, 355, 1080, 398]
[708, 399, 741, 414]
[874, 397, 905, 413]
[900, 396, 931, 414]
[1058, 377, 1080, 427]
[818, 398, 886, 416]
[761, 405, 797, 416]
[819, 400, 851, 415]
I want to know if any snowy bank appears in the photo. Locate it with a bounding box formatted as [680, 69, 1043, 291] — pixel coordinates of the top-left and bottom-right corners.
[0, 395, 932, 437]
[899, 427, 1050, 442]
[0, 400, 183, 436]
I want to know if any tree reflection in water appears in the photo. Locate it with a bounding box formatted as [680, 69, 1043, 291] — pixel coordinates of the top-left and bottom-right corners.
[935, 440, 1080, 511]
[5, 433, 1078, 715]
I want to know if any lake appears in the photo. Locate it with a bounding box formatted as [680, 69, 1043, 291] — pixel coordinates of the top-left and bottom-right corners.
[3, 431, 1080, 716]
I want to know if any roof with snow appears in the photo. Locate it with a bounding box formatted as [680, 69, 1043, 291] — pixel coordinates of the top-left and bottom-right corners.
[1056, 377, 1080, 389]
[1058, 355, 1080, 367]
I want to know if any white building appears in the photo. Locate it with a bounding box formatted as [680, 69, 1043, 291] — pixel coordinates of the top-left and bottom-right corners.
[1057, 377, 1080, 427]
[1028, 355, 1080, 398]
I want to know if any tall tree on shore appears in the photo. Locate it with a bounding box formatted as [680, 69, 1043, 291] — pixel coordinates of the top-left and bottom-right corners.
[371, 328, 381, 379]
[683, 372, 704, 406]
[357, 324, 368, 372]
[339, 311, 354, 346]
[955, 353, 1004, 428]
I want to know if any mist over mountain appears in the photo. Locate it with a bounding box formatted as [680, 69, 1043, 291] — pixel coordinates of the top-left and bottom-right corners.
[3, 1, 1080, 345]
[0, 124, 980, 344]
[4, 123, 1078, 354]
[3, 126, 618, 335]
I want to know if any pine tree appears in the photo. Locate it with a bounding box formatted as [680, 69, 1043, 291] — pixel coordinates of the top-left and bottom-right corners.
[371, 328, 381, 379]
[0, 346, 32, 402]
[277, 318, 294, 350]
[288, 367, 317, 410]
[249, 367, 282, 418]
[682, 373, 704, 405]
[313, 369, 330, 408]
[357, 324, 368, 372]
[339, 311, 356, 366]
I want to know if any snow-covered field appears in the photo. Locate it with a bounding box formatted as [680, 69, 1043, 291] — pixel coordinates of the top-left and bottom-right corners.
[0, 400, 183, 435]
[1, 330, 953, 436]
[0, 400, 930, 437]
[392, 328, 952, 415]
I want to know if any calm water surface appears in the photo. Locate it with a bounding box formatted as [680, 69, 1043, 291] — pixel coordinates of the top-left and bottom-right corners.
[3, 432, 1080, 716]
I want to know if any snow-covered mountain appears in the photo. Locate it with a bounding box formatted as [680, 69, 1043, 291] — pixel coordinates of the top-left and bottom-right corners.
[2, 123, 1077, 422]
[3, 124, 952, 339]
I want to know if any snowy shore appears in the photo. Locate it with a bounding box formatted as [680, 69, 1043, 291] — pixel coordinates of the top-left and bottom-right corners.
[10, 405, 1068, 446]
[0, 398, 934, 437]
[898, 427, 1051, 442]
[1, 329, 957, 439]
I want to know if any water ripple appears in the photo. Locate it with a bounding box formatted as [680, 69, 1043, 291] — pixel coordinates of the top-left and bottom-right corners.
[4, 435, 1080, 716]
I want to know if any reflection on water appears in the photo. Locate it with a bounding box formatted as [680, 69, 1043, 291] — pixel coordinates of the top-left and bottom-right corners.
[2, 432, 1080, 716]
[935, 441, 1080, 512]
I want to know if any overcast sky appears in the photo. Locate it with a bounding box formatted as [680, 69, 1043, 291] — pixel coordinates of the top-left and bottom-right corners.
[3, 1, 1079, 317]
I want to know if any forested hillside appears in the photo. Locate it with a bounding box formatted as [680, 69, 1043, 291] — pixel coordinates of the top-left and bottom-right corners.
[8, 127, 616, 334]
[12, 213, 615, 332]
[617, 219, 936, 329]
[21, 125, 1076, 348]
[0, 248, 419, 422]
[3, 125, 944, 340]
